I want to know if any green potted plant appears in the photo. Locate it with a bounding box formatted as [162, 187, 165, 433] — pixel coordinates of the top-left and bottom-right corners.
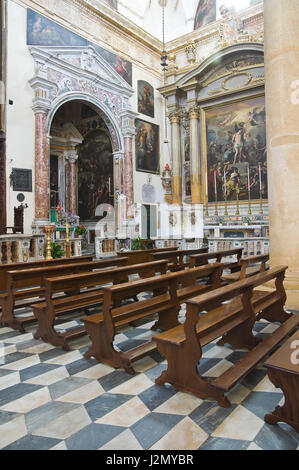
[75, 224, 86, 238]
[132, 236, 142, 251]
[45, 242, 65, 259]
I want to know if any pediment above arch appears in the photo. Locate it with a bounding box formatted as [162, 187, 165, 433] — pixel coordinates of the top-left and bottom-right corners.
[30, 45, 133, 94]
[160, 43, 264, 101]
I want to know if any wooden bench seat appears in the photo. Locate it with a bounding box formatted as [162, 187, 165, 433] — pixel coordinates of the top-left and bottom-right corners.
[82, 263, 224, 374]
[153, 266, 297, 408]
[0, 257, 128, 332]
[32, 260, 169, 350]
[151, 248, 208, 271]
[221, 254, 269, 283]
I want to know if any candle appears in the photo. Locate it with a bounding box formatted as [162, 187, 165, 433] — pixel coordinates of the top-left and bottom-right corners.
[247, 166, 251, 194]
[259, 163, 262, 191]
[214, 171, 217, 194]
[224, 170, 227, 195]
[109, 177, 111, 193]
[66, 223, 69, 242]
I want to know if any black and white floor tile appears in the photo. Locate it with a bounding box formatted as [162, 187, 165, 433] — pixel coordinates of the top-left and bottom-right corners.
[0, 303, 298, 451]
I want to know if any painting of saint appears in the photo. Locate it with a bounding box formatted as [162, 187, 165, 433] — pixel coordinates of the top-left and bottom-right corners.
[93, 44, 132, 86]
[135, 119, 160, 175]
[77, 129, 114, 220]
[205, 95, 267, 203]
[194, 0, 216, 30]
[138, 81, 155, 118]
[27, 9, 87, 46]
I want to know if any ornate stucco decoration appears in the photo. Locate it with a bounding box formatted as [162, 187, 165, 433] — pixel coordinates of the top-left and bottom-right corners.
[219, 6, 251, 49]
[207, 60, 264, 96]
[29, 44, 134, 152]
[185, 40, 197, 65]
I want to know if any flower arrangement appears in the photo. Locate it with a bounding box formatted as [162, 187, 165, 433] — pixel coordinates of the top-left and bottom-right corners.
[75, 224, 87, 236]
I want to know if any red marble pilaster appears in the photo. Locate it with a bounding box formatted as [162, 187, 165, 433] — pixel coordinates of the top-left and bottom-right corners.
[124, 135, 134, 219]
[67, 155, 77, 215]
[35, 112, 49, 221]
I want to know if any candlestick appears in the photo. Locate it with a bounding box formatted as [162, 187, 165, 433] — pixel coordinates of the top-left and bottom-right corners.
[258, 163, 263, 214]
[236, 184, 240, 216]
[224, 170, 228, 216]
[247, 166, 252, 215]
[214, 171, 218, 216]
[259, 163, 262, 192]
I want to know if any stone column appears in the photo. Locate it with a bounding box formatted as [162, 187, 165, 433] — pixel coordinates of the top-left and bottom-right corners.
[189, 106, 201, 204]
[65, 149, 78, 216]
[121, 109, 138, 221]
[264, 0, 299, 308]
[34, 111, 50, 223]
[124, 135, 134, 219]
[169, 110, 182, 205]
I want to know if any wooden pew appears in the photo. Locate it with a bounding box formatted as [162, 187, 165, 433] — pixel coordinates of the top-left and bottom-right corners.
[152, 248, 208, 271]
[153, 266, 297, 408]
[82, 263, 224, 374]
[32, 260, 169, 350]
[221, 254, 269, 283]
[0, 257, 128, 332]
[117, 247, 178, 266]
[0, 255, 93, 292]
[190, 248, 243, 272]
[264, 329, 299, 432]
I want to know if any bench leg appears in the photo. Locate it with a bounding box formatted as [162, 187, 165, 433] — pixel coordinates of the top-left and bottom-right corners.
[83, 320, 127, 371]
[155, 341, 231, 408]
[257, 300, 292, 324]
[0, 299, 26, 333]
[33, 308, 70, 351]
[151, 306, 180, 331]
[216, 319, 260, 350]
[264, 368, 299, 433]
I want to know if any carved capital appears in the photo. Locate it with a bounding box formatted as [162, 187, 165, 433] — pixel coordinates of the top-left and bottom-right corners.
[64, 149, 78, 164]
[188, 105, 200, 121]
[168, 109, 182, 124]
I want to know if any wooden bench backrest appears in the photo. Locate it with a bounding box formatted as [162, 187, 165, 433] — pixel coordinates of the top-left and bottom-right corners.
[238, 254, 269, 279]
[190, 248, 243, 268]
[103, 263, 224, 300]
[0, 255, 93, 291]
[185, 265, 287, 342]
[117, 247, 178, 266]
[44, 259, 169, 297]
[6, 257, 128, 291]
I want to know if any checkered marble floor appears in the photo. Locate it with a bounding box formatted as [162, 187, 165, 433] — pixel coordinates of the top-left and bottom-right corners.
[0, 302, 298, 451]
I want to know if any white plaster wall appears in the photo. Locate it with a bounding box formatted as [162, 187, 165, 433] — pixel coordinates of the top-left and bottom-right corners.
[131, 64, 167, 210]
[6, 1, 35, 235]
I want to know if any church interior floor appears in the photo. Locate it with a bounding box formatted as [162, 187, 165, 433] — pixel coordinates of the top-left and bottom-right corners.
[0, 302, 298, 451]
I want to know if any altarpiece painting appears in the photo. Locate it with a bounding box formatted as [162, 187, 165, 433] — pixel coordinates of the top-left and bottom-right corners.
[204, 95, 267, 204]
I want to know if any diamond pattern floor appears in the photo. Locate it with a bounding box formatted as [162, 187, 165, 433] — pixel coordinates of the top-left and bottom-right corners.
[0, 303, 298, 451]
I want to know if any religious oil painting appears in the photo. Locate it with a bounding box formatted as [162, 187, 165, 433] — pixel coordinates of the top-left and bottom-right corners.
[194, 0, 217, 30]
[138, 81, 155, 118]
[77, 130, 114, 220]
[135, 119, 160, 175]
[204, 95, 267, 203]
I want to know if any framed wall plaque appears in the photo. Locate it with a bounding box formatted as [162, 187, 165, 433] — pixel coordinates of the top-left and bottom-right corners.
[11, 169, 32, 192]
